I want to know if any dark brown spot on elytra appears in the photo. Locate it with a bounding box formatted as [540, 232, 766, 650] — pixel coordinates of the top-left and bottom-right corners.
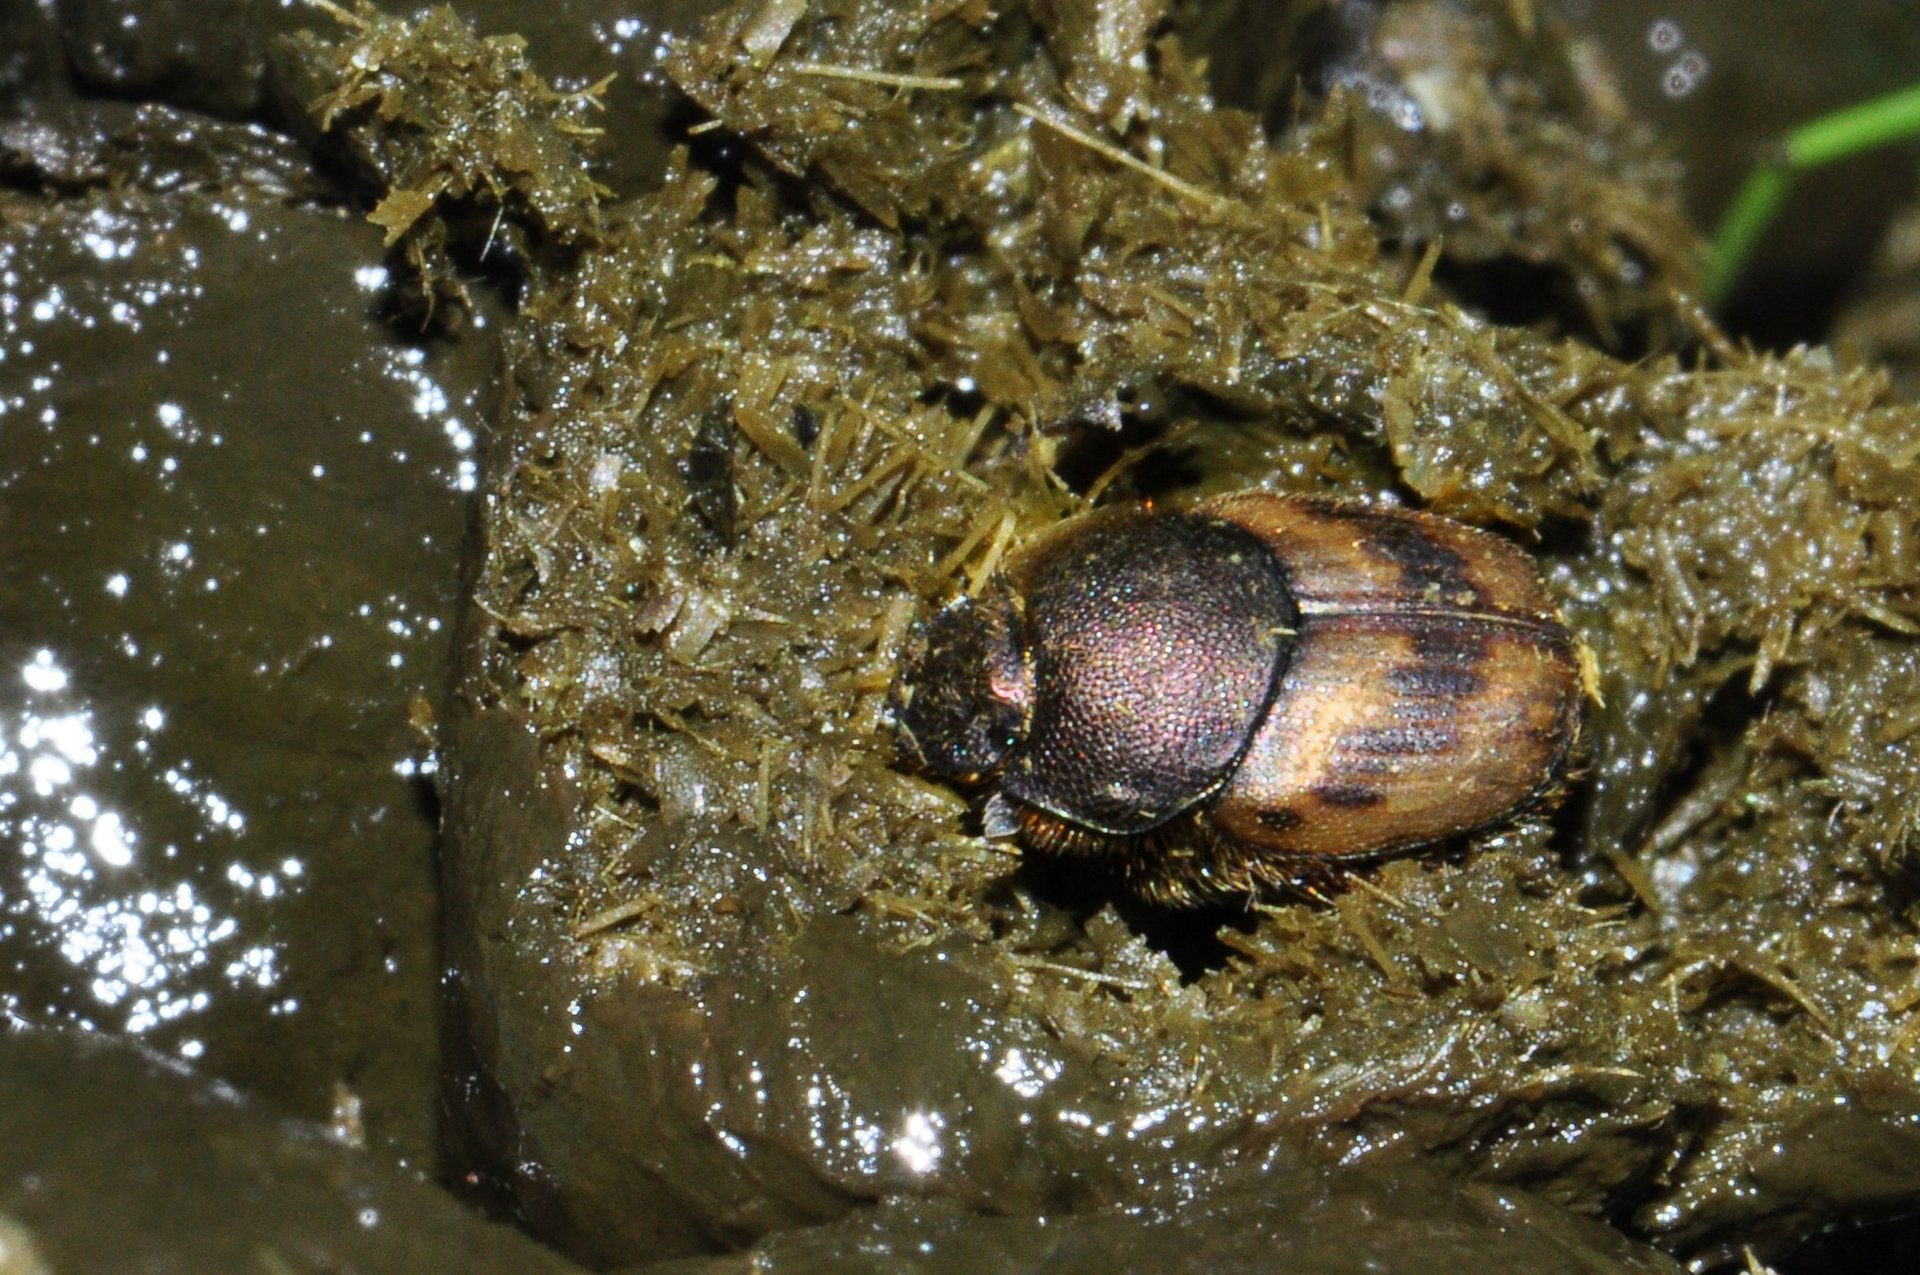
[1256, 807, 1304, 832]
[1310, 782, 1386, 808]
[1344, 725, 1458, 756]
[1359, 517, 1483, 606]
[1408, 617, 1489, 668]
[1385, 663, 1483, 700]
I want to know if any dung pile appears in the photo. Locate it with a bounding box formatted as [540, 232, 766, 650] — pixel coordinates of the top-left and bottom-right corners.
[293, 1, 1920, 1267]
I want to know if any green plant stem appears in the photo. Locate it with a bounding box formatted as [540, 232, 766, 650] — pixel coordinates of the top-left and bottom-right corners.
[1785, 81, 1920, 167]
[1703, 162, 1791, 304]
[1705, 82, 1920, 306]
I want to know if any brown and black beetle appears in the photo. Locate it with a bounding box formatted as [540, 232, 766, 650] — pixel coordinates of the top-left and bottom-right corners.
[891, 491, 1583, 905]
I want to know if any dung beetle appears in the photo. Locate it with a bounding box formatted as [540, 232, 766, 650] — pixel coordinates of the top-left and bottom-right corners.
[891, 492, 1582, 905]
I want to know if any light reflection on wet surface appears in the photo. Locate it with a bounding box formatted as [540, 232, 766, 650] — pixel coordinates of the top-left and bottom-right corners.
[0, 647, 281, 1045]
[0, 183, 497, 1156]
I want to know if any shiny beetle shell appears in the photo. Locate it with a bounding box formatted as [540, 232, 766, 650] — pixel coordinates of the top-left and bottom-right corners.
[891, 492, 1583, 905]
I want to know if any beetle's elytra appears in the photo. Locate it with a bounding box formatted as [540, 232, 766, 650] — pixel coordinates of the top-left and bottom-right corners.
[891, 491, 1583, 906]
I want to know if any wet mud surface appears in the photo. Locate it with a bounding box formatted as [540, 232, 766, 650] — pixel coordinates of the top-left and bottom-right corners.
[0, 133, 486, 1163]
[0, 1025, 584, 1272]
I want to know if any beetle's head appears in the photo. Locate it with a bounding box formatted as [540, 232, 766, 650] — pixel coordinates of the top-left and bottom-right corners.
[890, 586, 1033, 784]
